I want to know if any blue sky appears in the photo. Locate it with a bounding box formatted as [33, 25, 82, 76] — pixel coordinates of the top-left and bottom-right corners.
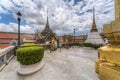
[0, 0, 114, 35]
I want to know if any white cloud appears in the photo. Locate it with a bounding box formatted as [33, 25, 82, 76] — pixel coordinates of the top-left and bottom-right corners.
[0, 0, 114, 35]
[0, 23, 34, 33]
[0, 6, 5, 13]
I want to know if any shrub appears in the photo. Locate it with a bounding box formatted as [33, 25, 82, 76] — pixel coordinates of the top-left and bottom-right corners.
[73, 42, 79, 46]
[83, 42, 92, 47]
[16, 47, 44, 65]
[92, 44, 101, 49]
[21, 44, 39, 48]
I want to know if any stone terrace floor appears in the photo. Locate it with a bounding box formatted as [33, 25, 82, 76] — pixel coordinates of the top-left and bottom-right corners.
[0, 47, 100, 80]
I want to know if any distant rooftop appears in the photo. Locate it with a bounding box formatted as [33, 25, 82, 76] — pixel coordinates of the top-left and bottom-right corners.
[0, 32, 35, 48]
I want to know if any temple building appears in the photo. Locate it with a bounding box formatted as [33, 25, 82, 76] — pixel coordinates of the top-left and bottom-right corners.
[35, 15, 57, 45]
[85, 7, 104, 45]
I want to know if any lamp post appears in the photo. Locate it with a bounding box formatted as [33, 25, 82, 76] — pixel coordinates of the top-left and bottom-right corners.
[17, 11, 22, 48]
[74, 28, 75, 43]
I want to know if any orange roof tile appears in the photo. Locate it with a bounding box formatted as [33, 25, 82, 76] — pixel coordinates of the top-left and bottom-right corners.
[0, 32, 35, 39]
[21, 34, 35, 38]
[0, 33, 18, 38]
[0, 40, 12, 43]
[0, 44, 10, 49]
[72, 36, 84, 40]
[0, 32, 35, 48]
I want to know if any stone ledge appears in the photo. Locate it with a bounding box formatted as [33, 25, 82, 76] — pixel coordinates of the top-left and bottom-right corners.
[17, 60, 44, 75]
[99, 62, 120, 80]
[95, 59, 106, 73]
[83, 47, 93, 50]
[99, 45, 120, 66]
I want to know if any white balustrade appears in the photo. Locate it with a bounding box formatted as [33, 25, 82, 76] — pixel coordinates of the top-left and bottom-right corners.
[0, 46, 16, 71]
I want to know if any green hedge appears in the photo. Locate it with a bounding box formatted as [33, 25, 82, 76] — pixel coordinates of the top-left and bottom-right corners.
[73, 42, 79, 46]
[21, 44, 39, 48]
[16, 47, 44, 65]
[83, 42, 92, 47]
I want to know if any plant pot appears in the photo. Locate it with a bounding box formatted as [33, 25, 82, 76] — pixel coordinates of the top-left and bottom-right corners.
[17, 60, 44, 75]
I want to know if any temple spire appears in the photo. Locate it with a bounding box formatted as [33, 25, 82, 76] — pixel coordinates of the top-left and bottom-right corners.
[91, 6, 98, 32]
[45, 9, 50, 29]
[41, 9, 52, 35]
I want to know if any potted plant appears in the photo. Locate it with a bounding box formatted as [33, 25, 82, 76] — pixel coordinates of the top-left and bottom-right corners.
[16, 46, 44, 75]
[83, 42, 92, 47]
[20, 44, 39, 48]
[73, 42, 80, 47]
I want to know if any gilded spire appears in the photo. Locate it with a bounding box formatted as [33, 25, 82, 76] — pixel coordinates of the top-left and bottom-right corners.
[91, 6, 98, 32]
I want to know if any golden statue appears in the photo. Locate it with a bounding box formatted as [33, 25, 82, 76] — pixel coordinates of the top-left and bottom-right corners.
[51, 37, 55, 50]
[65, 39, 68, 48]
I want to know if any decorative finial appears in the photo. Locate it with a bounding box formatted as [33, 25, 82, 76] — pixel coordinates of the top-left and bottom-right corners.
[93, 6, 95, 24]
[90, 6, 98, 32]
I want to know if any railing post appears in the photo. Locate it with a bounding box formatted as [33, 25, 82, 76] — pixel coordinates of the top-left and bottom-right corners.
[4, 54, 7, 65]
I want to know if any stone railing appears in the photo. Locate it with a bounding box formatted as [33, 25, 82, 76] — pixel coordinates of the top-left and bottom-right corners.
[0, 46, 16, 71]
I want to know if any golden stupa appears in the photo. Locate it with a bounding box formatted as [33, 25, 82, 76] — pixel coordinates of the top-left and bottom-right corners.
[95, 0, 120, 80]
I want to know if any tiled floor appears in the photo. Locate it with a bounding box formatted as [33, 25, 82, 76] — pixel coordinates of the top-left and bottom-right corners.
[0, 47, 100, 80]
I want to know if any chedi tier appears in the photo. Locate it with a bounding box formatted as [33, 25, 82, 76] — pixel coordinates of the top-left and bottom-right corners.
[85, 7, 104, 45]
[35, 15, 57, 44]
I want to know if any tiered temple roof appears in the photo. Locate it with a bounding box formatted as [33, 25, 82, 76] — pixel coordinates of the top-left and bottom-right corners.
[36, 15, 57, 44]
